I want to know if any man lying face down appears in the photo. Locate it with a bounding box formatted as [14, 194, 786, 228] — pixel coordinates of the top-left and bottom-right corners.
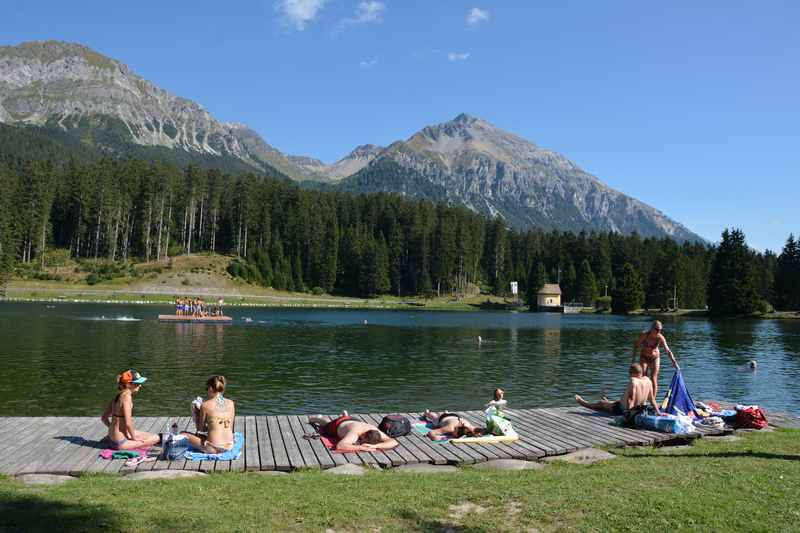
[308, 411, 399, 452]
[574, 362, 662, 416]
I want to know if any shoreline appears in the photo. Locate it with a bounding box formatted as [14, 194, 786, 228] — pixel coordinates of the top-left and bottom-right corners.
[0, 285, 489, 312]
[3, 291, 799, 318]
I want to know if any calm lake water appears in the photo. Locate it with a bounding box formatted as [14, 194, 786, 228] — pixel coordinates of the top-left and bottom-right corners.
[1, 302, 798, 416]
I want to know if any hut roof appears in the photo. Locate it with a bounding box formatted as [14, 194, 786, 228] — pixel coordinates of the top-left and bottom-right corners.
[537, 283, 562, 295]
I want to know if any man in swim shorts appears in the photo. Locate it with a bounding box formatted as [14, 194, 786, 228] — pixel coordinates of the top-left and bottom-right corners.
[574, 362, 662, 416]
[308, 411, 398, 452]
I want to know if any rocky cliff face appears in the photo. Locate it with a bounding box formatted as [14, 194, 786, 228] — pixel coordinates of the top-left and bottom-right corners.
[0, 41, 316, 178]
[323, 144, 383, 180]
[341, 114, 703, 241]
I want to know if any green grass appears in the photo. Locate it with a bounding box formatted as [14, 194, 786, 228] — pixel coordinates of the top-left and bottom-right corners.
[1, 430, 798, 532]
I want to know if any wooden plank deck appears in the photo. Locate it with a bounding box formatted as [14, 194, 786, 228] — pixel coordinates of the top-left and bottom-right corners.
[0, 407, 730, 475]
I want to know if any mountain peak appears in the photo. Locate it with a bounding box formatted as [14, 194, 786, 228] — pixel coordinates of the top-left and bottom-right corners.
[453, 112, 477, 124]
[1, 40, 121, 71]
[347, 144, 383, 157]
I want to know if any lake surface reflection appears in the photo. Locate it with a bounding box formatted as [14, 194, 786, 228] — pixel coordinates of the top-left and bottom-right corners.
[1, 302, 797, 416]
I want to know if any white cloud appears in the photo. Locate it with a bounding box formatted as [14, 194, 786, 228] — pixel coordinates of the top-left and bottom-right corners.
[448, 52, 471, 62]
[335, 1, 386, 33]
[354, 1, 386, 23]
[276, 0, 328, 31]
[466, 7, 490, 27]
[359, 58, 378, 69]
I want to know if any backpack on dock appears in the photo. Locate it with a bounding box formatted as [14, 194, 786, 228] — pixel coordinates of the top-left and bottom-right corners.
[735, 406, 768, 429]
[378, 415, 411, 437]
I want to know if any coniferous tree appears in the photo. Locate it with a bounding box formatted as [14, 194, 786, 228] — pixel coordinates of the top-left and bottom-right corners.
[774, 234, 800, 310]
[526, 262, 546, 308]
[564, 261, 577, 302]
[707, 228, 760, 315]
[612, 262, 644, 314]
[576, 259, 598, 306]
[360, 234, 390, 296]
[387, 221, 404, 296]
[292, 251, 305, 292]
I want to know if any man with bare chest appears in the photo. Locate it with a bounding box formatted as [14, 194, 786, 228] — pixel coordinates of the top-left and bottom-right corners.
[575, 363, 662, 416]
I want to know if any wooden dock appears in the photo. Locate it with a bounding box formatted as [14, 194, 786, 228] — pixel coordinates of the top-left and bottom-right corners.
[0, 407, 730, 476]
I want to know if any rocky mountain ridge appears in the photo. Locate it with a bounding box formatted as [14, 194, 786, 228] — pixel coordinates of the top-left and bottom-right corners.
[341, 114, 702, 240]
[0, 40, 702, 240]
[0, 40, 318, 178]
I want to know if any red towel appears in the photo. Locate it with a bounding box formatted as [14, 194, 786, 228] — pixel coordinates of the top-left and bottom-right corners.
[318, 434, 363, 454]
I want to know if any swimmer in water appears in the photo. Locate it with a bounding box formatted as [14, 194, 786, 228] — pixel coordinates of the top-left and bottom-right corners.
[749, 360, 758, 371]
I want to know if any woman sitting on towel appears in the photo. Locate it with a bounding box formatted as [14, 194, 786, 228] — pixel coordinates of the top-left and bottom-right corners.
[181, 375, 236, 453]
[423, 410, 484, 440]
[101, 369, 161, 450]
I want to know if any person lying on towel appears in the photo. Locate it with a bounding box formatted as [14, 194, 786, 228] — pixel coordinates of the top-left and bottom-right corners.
[574, 362, 662, 416]
[422, 410, 484, 440]
[308, 411, 398, 452]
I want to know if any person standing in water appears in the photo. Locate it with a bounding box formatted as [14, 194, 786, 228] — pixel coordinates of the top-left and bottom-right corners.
[633, 320, 679, 398]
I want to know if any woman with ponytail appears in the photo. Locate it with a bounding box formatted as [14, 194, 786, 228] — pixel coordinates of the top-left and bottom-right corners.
[100, 369, 160, 449]
[181, 375, 236, 453]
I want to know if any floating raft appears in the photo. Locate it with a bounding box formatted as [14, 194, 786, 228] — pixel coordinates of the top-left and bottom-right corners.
[157, 315, 232, 323]
[0, 407, 740, 475]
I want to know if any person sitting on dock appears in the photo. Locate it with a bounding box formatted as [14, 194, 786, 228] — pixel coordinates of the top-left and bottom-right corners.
[308, 412, 398, 452]
[181, 375, 236, 453]
[422, 410, 484, 440]
[101, 369, 161, 450]
[574, 362, 662, 416]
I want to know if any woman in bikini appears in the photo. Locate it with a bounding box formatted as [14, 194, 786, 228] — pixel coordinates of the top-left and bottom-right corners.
[100, 369, 160, 450]
[633, 320, 679, 398]
[181, 375, 236, 453]
[422, 410, 483, 440]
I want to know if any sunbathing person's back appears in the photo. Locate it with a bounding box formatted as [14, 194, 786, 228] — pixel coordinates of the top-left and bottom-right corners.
[309, 412, 398, 452]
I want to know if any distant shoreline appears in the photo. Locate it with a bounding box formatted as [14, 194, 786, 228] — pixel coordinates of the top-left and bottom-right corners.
[2, 287, 798, 319]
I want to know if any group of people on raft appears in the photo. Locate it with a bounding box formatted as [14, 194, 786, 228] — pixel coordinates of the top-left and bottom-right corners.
[173, 297, 224, 318]
[101, 320, 679, 454]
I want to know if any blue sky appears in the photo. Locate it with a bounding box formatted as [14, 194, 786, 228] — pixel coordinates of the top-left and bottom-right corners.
[2, 1, 798, 251]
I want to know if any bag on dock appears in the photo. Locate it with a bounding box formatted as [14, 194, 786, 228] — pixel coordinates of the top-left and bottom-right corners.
[378, 415, 411, 437]
[734, 406, 768, 429]
[163, 434, 190, 460]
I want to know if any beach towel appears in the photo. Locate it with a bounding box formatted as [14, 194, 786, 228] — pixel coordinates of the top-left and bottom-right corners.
[451, 434, 519, 445]
[412, 421, 451, 442]
[302, 425, 364, 454]
[663, 370, 699, 418]
[99, 446, 151, 460]
[183, 432, 244, 461]
[312, 433, 365, 454]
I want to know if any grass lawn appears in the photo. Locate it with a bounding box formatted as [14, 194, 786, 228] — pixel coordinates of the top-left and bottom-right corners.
[1, 429, 798, 532]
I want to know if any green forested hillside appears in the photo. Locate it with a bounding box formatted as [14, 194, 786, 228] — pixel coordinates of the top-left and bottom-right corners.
[0, 122, 285, 177]
[1, 151, 792, 313]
